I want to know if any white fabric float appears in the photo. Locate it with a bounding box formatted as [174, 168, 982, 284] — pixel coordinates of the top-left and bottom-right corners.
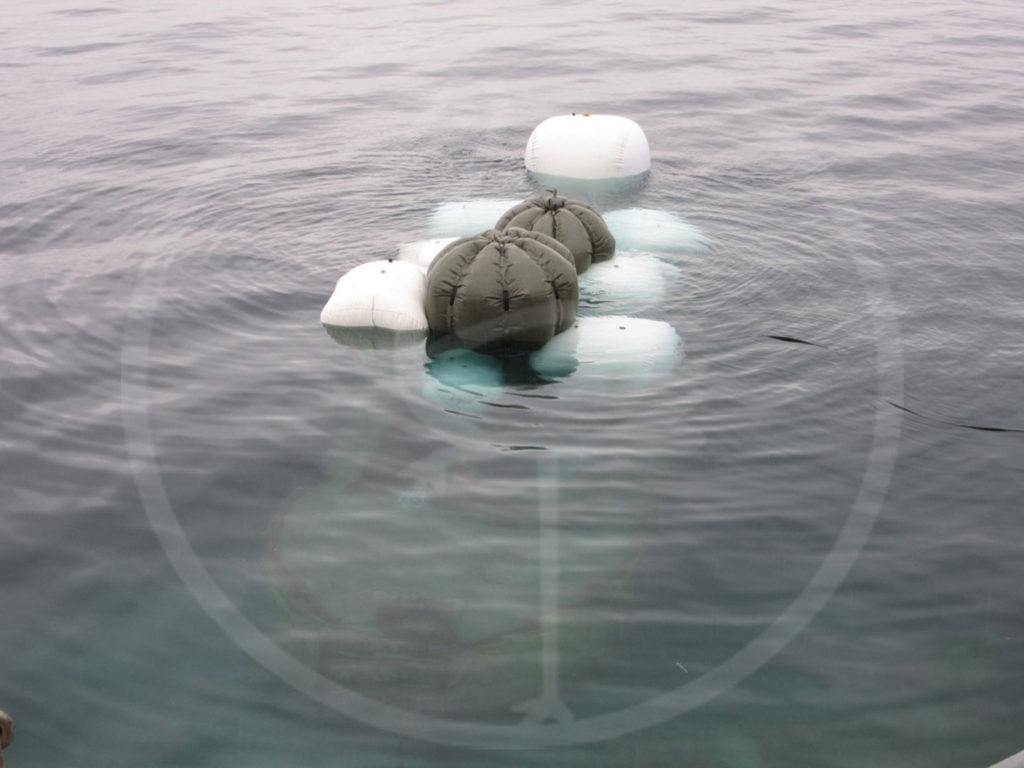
[396, 237, 456, 273]
[579, 252, 681, 316]
[320, 259, 427, 331]
[530, 315, 683, 390]
[429, 199, 521, 237]
[603, 208, 708, 253]
[525, 114, 650, 181]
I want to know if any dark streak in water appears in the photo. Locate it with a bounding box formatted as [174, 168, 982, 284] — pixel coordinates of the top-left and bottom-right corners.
[37, 41, 125, 56]
[442, 409, 482, 419]
[764, 334, 825, 347]
[52, 5, 124, 15]
[887, 401, 1024, 434]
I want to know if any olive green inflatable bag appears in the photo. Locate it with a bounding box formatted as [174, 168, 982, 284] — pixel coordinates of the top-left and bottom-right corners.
[495, 191, 616, 274]
[425, 228, 578, 347]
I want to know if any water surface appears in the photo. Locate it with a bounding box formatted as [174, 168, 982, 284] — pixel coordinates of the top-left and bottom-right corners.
[2, 1, 1023, 766]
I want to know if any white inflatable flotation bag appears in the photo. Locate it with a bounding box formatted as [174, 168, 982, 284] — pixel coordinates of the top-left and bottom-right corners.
[579, 252, 682, 316]
[525, 114, 650, 183]
[429, 199, 521, 237]
[396, 238, 456, 273]
[530, 315, 683, 391]
[603, 207, 708, 253]
[320, 259, 427, 331]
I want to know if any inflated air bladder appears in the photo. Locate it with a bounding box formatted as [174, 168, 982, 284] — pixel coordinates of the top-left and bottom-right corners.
[425, 228, 578, 347]
[322, 325, 428, 350]
[320, 259, 428, 331]
[603, 208, 708, 253]
[578, 252, 682, 316]
[429, 199, 522, 237]
[525, 114, 650, 182]
[396, 238, 457, 273]
[495, 191, 615, 274]
[530, 315, 683, 391]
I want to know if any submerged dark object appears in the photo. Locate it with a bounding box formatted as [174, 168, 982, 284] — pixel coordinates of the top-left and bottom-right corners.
[495, 191, 615, 274]
[425, 228, 578, 347]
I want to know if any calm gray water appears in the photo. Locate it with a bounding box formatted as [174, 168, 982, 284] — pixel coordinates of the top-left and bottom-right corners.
[2, 1, 1023, 766]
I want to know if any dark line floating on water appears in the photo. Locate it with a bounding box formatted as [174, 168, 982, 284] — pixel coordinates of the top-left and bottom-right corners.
[764, 334, 824, 347]
[886, 400, 1024, 433]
